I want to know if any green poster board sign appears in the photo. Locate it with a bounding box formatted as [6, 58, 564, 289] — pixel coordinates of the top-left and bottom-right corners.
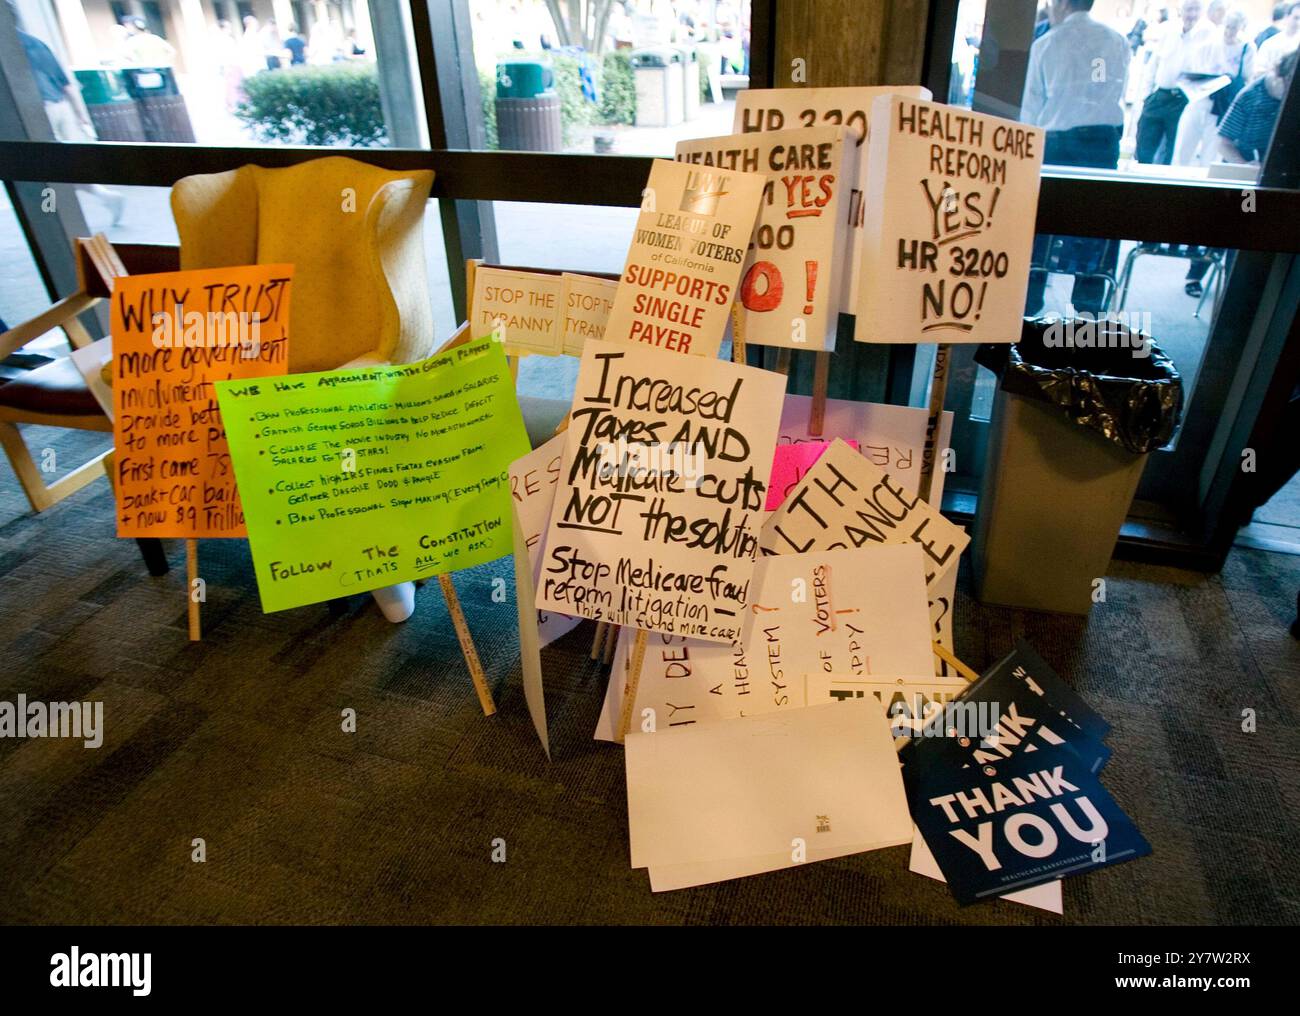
[217, 338, 531, 612]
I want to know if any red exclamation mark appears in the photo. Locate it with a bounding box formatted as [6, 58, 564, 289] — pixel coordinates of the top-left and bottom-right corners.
[804, 261, 818, 314]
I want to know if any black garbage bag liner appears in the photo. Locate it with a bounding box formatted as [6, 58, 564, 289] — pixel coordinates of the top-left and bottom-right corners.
[975, 315, 1184, 455]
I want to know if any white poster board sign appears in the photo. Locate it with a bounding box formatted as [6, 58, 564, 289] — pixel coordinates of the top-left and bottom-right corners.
[471, 266, 562, 355]
[675, 126, 856, 351]
[603, 159, 767, 357]
[596, 544, 936, 739]
[733, 85, 932, 309]
[535, 339, 785, 644]
[760, 438, 969, 596]
[627, 701, 912, 890]
[560, 273, 617, 356]
[856, 95, 1045, 344]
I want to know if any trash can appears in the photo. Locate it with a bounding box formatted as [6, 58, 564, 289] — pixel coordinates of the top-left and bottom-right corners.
[121, 66, 196, 143]
[495, 59, 562, 152]
[631, 47, 683, 128]
[74, 68, 146, 141]
[971, 316, 1184, 616]
[676, 47, 700, 120]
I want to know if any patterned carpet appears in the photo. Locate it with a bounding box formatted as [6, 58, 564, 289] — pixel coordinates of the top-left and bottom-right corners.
[1, 426, 1298, 925]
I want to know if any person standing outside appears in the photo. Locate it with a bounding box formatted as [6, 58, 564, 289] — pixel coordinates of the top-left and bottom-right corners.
[1173, 6, 1255, 166]
[1021, 0, 1130, 314]
[1136, 0, 1215, 163]
[1256, 1, 1300, 75]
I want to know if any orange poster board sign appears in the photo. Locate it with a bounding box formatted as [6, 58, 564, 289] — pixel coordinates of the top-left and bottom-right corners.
[112, 264, 292, 538]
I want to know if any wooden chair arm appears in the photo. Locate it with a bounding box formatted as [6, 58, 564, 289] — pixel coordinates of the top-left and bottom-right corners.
[0, 291, 98, 361]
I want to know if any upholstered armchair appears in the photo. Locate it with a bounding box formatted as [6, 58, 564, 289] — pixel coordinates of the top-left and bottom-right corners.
[172, 156, 436, 620]
[171, 155, 435, 372]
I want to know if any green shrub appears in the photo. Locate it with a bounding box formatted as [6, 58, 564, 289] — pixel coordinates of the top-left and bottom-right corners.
[236, 63, 387, 147]
[551, 53, 594, 146]
[599, 50, 635, 126]
[478, 68, 498, 149]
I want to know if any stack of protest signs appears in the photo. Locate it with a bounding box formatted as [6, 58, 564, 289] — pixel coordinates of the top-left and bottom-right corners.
[902, 641, 1149, 908]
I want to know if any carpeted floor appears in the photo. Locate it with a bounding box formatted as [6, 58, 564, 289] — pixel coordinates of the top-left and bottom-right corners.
[1, 426, 1298, 926]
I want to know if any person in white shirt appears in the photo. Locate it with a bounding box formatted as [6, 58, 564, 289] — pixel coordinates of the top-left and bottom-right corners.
[1172, 6, 1256, 165]
[1022, 0, 1131, 167]
[1021, 1, 1130, 315]
[1136, 0, 1218, 163]
[1256, 1, 1300, 76]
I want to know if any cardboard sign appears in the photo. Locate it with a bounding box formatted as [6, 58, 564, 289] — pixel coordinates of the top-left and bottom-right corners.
[595, 544, 937, 739]
[509, 435, 580, 648]
[470, 266, 562, 356]
[603, 159, 767, 357]
[535, 339, 785, 644]
[675, 126, 856, 351]
[627, 701, 912, 890]
[777, 394, 953, 505]
[911, 742, 1150, 906]
[766, 439, 859, 511]
[112, 265, 292, 538]
[733, 85, 932, 309]
[560, 273, 618, 356]
[759, 439, 969, 595]
[856, 95, 1045, 344]
[512, 503, 550, 759]
[804, 674, 967, 743]
[901, 643, 1112, 777]
[216, 337, 530, 612]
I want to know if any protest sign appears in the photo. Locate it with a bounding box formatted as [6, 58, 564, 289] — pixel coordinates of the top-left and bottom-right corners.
[627, 701, 912, 890]
[535, 339, 785, 644]
[675, 126, 856, 352]
[510, 434, 581, 647]
[911, 742, 1150, 906]
[469, 266, 562, 356]
[216, 336, 530, 612]
[856, 95, 1045, 344]
[603, 159, 766, 357]
[759, 438, 969, 595]
[560, 273, 618, 356]
[512, 503, 550, 758]
[595, 544, 936, 739]
[112, 265, 291, 538]
[777, 394, 954, 505]
[766, 439, 861, 510]
[901, 642, 1112, 781]
[803, 673, 967, 743]
[733, 85, 932, 309]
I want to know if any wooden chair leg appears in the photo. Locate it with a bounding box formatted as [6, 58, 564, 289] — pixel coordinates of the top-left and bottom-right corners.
[0, 419, 108, 512]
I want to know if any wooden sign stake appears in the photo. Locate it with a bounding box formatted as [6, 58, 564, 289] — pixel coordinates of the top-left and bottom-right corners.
[439, 573, 496, 715]
[729, 302, 747, 365]
[932, 641, 979, 684]
[616, 629, 649, 743]
[917, 344, 951, 506]
[809, 351, 830, 437]
[185, 540, 201, 641]
[590, 621, 609, 662]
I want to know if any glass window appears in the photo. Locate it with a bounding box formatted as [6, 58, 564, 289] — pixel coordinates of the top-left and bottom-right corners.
[6, 0, 421, 147]
[468, 0, 752, 155]
[949, 0, 1297, 185]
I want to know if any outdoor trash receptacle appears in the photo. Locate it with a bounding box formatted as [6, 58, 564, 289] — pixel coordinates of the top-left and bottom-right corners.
[74, 68, 146, 141]
[121, 66, 196, 143]
[631, 47, 683, 128]
[676, 46, 700, 120]
[971, 316, 1184, 616]
[495, 60, 561, 151]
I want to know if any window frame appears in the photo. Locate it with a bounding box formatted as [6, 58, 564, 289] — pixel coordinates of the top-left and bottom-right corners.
[1, 0, 1297, 570]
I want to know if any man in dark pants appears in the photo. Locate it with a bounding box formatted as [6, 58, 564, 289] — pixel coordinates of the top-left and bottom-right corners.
[1136, 0, 1214, 164]
[1021, 0, 1129, 313]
